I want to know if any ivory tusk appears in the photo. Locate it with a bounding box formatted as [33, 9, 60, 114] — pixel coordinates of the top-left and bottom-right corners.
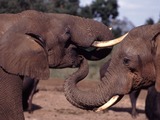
[92, 33, 128, 48]
[95, 95, 120, 112]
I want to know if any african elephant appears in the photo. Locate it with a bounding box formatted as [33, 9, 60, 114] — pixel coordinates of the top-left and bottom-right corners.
[145, 86, 160, 120]
[129, 89, 143, 118]
[99, 59, 155, 118]
[22, 77, 39, 113]
[99, 59, 144, 118]
[0, 10, 123, 120]
[64, 23, 160, 119]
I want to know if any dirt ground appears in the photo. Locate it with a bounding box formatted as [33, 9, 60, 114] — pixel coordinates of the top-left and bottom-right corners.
[24, 78, 148, 120]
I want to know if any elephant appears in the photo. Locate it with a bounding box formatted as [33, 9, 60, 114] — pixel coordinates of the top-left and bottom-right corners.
[129, 89, 143, 118]
[145, 86, 160, 120]
[22, 77, 39, 113]
[128, 87, 160, 119]
[0, 10, 124, 120]
[64, 23, 160, 119]
[99, 59, 142, 118]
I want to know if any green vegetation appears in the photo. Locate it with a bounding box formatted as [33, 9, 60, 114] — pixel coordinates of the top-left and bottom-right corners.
[79, 0, 119, 26]
[0, 0, 118, 25]
[50, 55, 111, 80]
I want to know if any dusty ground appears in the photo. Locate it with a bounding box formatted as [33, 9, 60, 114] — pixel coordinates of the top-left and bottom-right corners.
[24, 78, 148, 120]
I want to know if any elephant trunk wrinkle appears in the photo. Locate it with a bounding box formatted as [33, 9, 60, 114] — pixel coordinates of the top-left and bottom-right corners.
[64, 58, 114, 110]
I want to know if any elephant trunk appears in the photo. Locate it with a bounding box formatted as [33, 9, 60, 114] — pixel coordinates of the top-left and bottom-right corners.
[64, 57, 118, 110]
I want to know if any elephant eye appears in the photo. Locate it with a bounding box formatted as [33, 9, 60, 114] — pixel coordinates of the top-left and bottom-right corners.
[123, 57, 130, 66]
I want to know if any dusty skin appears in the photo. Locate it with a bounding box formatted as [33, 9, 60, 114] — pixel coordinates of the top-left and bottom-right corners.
[24, 78, 148, 120]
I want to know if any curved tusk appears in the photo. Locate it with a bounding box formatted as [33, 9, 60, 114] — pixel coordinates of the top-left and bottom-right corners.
[92, 33, 128, 48]
[95, 95, 120, 112]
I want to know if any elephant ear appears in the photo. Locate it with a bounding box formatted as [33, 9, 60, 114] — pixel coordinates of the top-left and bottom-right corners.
[152, 33, 160, 92]
[0, 32, 49, 80]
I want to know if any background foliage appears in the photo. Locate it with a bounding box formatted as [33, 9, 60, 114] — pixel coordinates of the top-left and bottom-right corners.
[0, 0, 118, 25]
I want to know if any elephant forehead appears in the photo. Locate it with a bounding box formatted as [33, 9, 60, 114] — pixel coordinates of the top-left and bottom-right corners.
[121, 37, 150, 56]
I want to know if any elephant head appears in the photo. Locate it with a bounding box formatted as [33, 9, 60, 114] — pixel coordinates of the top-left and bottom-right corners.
[64, 23, 160, 111]
[0, 10, 124, 80]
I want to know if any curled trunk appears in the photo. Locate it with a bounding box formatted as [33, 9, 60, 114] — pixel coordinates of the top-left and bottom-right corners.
[64, 57, 118, 110]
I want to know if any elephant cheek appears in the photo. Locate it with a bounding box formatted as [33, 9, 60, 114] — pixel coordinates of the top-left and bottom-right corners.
[121, 73, 134, 94]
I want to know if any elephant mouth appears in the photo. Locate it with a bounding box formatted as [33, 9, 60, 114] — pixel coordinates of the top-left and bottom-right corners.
[83, 47, 97, 52]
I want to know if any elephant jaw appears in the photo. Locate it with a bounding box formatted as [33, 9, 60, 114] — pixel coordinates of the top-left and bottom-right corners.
[95, 95, 120, 112]
[92, 33, 128, 48]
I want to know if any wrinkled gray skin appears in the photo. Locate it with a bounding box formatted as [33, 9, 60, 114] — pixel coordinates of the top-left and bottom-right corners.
[99, 60, 151, 118]
[64, 23, 160, 116]
[0, 10, 113, 120]
[99, 59, 141, 118]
